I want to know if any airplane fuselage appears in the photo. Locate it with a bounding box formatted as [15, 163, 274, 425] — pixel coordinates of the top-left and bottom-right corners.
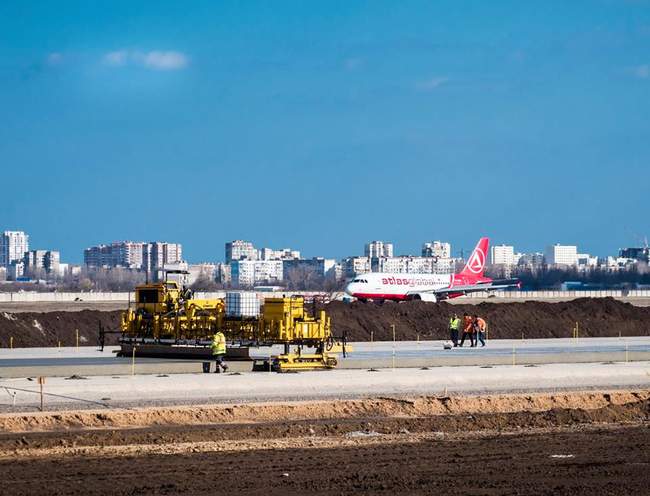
[344, 237, 509, 302]
[346, 272, 453, 300]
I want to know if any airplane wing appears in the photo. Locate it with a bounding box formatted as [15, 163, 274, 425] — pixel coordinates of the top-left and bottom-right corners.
[407, 279, 520, 298]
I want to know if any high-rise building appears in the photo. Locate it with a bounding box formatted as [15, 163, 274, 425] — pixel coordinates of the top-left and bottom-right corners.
[544, 244, 578, 266]
[489, 245, 517, 265]
[225, 240, 258, 263]
[84, 245, 112, 267]
[6, 261, 24, 280]
[374, 256, 455, 274]
[259, 247, 301, 261]
[0, 231, 29, 268]
[84, 241, 182, 271]
[110, 241, 144, 269]
[422, 241, 451, 258]
[364, 241, 393, 258]
[216, 263, 232, 284]
[23, 250, 60, 276]
[230, 260, 283, 287]
[142, 242, 183, 273]
[619, 247, 650, 263]
[342, 257, 371, 278]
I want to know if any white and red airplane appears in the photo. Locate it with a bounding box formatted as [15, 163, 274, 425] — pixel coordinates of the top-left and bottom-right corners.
[345, 237, 519, 302]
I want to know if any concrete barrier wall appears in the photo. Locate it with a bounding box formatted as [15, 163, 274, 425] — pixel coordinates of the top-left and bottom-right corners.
[464, 290, 650, 299]
[0, 292, 132, 303]
[195, 291, 333, 300]
[0, 290, 331, 303]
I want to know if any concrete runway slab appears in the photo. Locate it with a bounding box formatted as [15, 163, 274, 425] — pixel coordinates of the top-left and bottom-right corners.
[1, 361, 649, 412]
[2, 338, 650, 378]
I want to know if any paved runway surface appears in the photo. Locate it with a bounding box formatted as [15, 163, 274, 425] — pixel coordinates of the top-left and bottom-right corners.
[1, 337, 650, 377]
[1, 361, 649, 412]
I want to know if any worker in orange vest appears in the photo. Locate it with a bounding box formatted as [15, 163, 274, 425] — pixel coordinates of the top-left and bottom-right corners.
[459, 313, 475, 347]
[474, 315, 487, 347]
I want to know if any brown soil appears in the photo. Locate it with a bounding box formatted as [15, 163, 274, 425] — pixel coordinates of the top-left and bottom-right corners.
[2, 426, 649, 495]
[1, 390, 649, 495]
[2, 390, 647, 433]
[326, 297, 650, 340]
[0, 310, 122, 348]
[2, 297, 649, 347]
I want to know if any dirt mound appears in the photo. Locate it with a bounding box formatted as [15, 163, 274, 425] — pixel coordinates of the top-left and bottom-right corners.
[1, 298, 649, 347]
[1, 390, 647, 433]
[326, 297, 650, 340]
[0, 310, 121, 348]
[2, 391, 649, 495]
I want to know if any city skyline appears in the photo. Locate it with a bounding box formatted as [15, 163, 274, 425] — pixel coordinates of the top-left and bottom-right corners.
[2, 228, 648, 266]
[1, 2, 649, 262]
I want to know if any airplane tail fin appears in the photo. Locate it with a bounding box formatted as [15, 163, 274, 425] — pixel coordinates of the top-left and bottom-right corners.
[459, 237, 489, 279]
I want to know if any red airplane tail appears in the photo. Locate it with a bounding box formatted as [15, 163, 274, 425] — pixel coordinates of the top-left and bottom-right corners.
[459, 237, 489, 281]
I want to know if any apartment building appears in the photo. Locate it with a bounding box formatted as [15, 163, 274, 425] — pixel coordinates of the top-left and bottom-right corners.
[23, 250, 60, 276]
[0, 231, 29, 268]
[489, 245, 517, 265]
[230, 260, 283, 287]
[365, 241, 394, 258]
[544, 244, 578, 266]
[422, 241, 451, 258]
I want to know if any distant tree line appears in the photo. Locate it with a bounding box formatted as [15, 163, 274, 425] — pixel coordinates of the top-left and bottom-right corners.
[5, 263, 647, 293]
[0, 267, 146, 292]
[486, 264, 650, 289]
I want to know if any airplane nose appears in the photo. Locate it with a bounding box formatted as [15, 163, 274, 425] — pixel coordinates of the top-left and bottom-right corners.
[345, 283, 355, 295]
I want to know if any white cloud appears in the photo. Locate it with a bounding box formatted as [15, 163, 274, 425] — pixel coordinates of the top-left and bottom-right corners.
[415, 77, 448, 91]
[46, 52, 63, 66]
[632, 64, 650, 79]
[102, 50, 188, 70]
[103, 50, 129, 67]
[139, 51, 188, 70]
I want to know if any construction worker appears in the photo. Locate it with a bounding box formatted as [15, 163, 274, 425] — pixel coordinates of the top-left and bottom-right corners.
[459, 313, 475, 348]
[448, 313, 461, 347]
[211, 331, 229, 373]
[98, 322, 105, 352]
[474, 315, 487, 347]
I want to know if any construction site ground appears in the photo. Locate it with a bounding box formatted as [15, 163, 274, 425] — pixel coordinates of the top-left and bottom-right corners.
[1, 295, 650, 314]
[2, 298, 650, 494]
[1, 390, 649, 495]
[3, 297, 650, 349]
[2, 337, 650, 378]
[1, 360, 649, 412]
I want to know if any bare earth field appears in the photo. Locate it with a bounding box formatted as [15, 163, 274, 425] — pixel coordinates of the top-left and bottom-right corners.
[3, 297, 650, 347]
[1, 390, 649, 495]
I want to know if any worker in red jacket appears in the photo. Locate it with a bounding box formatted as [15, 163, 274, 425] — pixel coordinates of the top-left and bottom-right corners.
[459, 313, 475, 348]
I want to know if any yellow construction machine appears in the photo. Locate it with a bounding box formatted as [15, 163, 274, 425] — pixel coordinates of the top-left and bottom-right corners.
[260, 297, 340, 370]
[120, 280, 347, 371]
[121, 280, 225, 341]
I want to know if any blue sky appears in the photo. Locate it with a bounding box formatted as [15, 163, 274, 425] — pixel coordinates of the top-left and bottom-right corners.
[1, 1, 649, 262]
